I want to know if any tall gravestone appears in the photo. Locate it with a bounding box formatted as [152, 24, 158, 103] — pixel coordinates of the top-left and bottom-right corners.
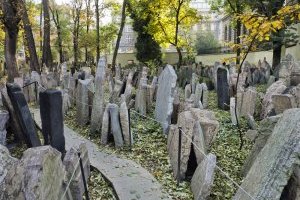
[76, 79, 92, 126]
[233, 109, 300, 200]
[90, 57, 106, 134]
[39, 89, 65, 155]
[155, 65, 177, 134]
[6, 83, 41, 147]
[217, 67, 230, 110]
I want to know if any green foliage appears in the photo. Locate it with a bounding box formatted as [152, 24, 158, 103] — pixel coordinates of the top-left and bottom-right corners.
[195, 30, 221, 54]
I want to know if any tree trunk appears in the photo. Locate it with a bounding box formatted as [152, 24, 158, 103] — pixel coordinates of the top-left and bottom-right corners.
[5, 29, 20, 82]
[85, 0, 90, 62]
[112, 0, 127, 75]
[176, 47, 182, 67]
[272, 30, 285, 70]
[20, 0, 40, 72]
[236, 2, 241, 66]
[96, 0, 100, 62]
[40, 4, 43, 56]
[42, 0, 53, 69]
[57, 23, 64, 63]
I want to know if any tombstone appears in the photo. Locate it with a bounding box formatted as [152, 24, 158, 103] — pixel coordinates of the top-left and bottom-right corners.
[267, 76, 276, 87]
[101, 104, 111, 145]
[185, 84, 192, 99]
[217, 68, 230, 110]
[201, 83, 209, 109]
[63, 143, 90, 200]
[6, 84, 41, 147]
[135, 84, 147, 115]
[76, 79, 92, 126]
[191, 153, 216, 200]
[150, 76, 158, 101]
[109, 104, 124, 148]
[1, 88, 24, 141]
[14, 77, 24, 88]
[171, 89, 180, 124]
[261, 81, 287, 119]
[90, 57, 106, 134]
[155, 65, 177, 133]
[115, 63, 121, 80]
[120, 102, 132, 146]
[167, 111, 206, 180]
[191, 73, 199, 94]
[272, 94, 297, 115]
[240, 87, 257, 117]
[68, 76, 76, 106]
[39, 89, 65, 155]
[233, 109, 300, 200]
[3, 146, 65, 199]
[194, 83, 202, 108]
[0, 110, 9, 145]
[230, 97, 237, 125]
[291, 61, 300, 86]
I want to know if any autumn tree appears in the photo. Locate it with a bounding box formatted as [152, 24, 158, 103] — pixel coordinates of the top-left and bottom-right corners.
[0, 0, 21, 82]
[144, 0, 200, 67]
[71, 0, 82, 69]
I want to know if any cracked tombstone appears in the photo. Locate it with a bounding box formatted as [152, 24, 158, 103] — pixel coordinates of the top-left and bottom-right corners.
[155, 65, 177, 134]
[39, 89, 65, 155]
[233, 108, 300, 200]
[110, 104, 124, 148]
[90, 57, 106, 134]
[120, 102, 132, 146]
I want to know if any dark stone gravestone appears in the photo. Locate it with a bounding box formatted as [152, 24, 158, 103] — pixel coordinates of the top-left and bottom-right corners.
[39, 89, 65, 155]
[6, 83, 41, 147]
[217, 68, 230, 110]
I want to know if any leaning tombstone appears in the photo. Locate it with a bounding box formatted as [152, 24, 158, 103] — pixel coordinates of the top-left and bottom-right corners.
[191, 153, 216, 200]
[120, 102, 132, 145]
[0, 110, 9, 145]
[6, 83, 41, 147]
[233, 109, 300, 199]
[109, 104, 124, 148]
[90, 57, 106, 134]
[76, 79, 92, 126]
[39, 89, 65, 155]
[155, 65, 177, 133]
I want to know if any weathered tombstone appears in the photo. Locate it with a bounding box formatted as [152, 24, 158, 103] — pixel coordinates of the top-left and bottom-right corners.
[191, 153, 216, 200]
[63, 143, 90, 200]
[0, 110, 9, 145]
[261, 81, 287, 119]
[291, 61, 300, 86]
[120, 102, 132, 145]
[101, 104, 111, 145]
[39, 89, 65, 154]
[109, 104, 124, 148]
[90, 57, 106, 134]
[6, 84, 41, 147]
[171, 89, 180, 124]
[217, 67, 230, 110]
[194, 83, 202, 108]
[150, 76, 158, 101]
[167, 111, 206, 180]
[272, 94, 297, 115]
[191, 73, 199, 94]
[240, 87, 257, 117]
[267, 75, 276, 87]
[3, 146, 65, 199]
[135, 84, 147, 115]
[76, 79, 92, 126]
[185, 84, 192, 99]
[201, 83, 209, 109]
[234, 109, 300, 200]
[155, 65, 177, 133]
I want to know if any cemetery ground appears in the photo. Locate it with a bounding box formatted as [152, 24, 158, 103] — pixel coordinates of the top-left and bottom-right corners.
[64, 89, 256, 200]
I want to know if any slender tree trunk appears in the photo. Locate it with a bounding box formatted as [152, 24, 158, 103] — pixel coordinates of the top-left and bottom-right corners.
[272, 30, 285, 70]
[42, 0, 53, 69]
[85, 0, 90, 62]
[40, 4, 43, 55]
[95, 0, 100, 62]
[5, 29, 20, 82]
[20, 0, 40, 72]
[176, 47, 182, 67]
[51, 8, 64, 63]
[236, 2, 241, 66]
[23, 33, 30, 64]
[112, 0, 127, 75]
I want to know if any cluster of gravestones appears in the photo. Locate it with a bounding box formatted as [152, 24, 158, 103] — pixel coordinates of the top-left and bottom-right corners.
[0, 79, 90, 199]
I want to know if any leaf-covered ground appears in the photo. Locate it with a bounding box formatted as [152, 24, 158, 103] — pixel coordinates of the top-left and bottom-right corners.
[207, 91, 254, 200]
[65, 106, 193, 199]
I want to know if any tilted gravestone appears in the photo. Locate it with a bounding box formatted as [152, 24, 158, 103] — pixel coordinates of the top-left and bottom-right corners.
[155, 65, 177, 134]
[0, 110, 9, 145]
[39, 89, 65, 155]
[233, 109, 300, 200]
[217, 67, 230, 110]
[76, 79, 93, 126]
[191, 153, 216, 200]
[109, 104, 124, 148]
[90, 57, 106, 134]
[6, 83, 41, 147]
